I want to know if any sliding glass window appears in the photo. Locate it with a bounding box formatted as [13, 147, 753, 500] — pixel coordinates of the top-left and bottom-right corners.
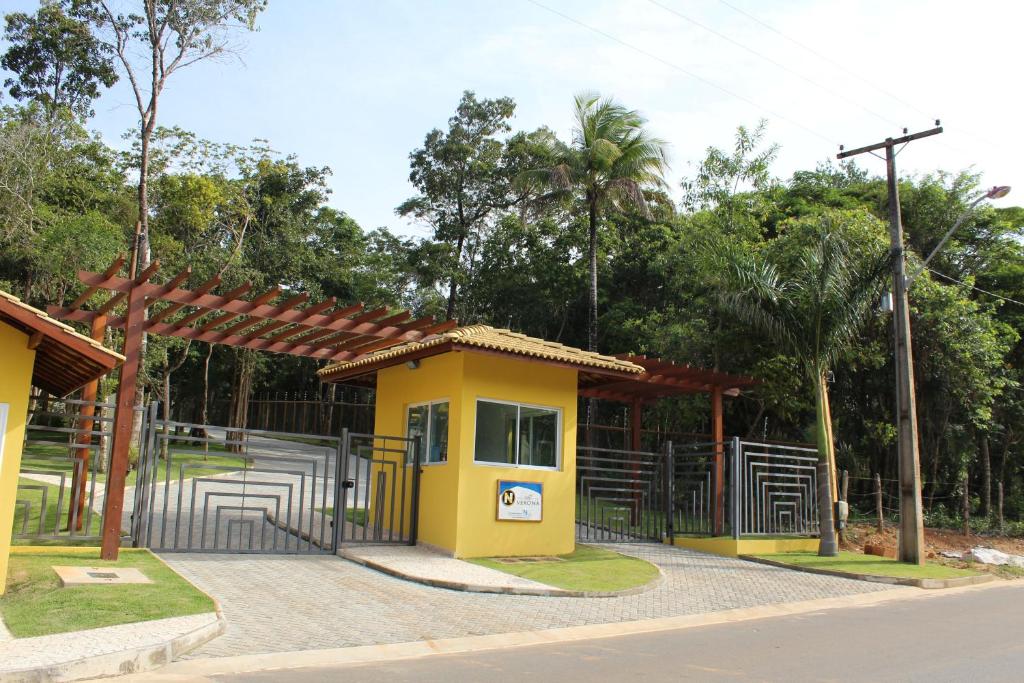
[473, 399, 560, 469]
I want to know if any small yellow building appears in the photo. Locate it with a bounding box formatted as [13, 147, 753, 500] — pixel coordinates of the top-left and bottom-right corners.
[319, 325, 643, 558]
[0, 290, 123, 593]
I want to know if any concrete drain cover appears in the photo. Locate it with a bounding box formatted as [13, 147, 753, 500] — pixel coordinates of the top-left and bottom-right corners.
[52, 566, 153, 586]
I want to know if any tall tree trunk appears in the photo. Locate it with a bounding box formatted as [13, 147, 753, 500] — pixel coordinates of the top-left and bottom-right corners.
[587, 195, 598, 353]
[814, 375, 838, 556]
[199, 343, 213, 454]
[446, 232, 466, 321]
[228, 350, 256, 454]
[130, 74, 157, 442]
[980, 435, 991, 517]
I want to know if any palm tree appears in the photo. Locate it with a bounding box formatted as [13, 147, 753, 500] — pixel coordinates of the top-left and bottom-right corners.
[521, 92, 668, 352]
[720, 212, 889, 556]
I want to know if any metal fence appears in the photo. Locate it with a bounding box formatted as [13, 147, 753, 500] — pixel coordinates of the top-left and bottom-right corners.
[575, 445, 669, 542]
[133, 407, 344, 553]
[16, 396, 117, 542]
[733, 440, 820, 537]
[575, 437, 820, 542]
[130, 407, 421, 553]
[337, 431, 420, 545]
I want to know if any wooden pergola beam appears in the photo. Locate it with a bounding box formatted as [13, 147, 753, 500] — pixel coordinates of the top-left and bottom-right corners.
[219, 292, 309, 337]
[174, 282, 253, 327]
[67, 256, 126, 311]
[198, 286, 281, 332]
[148, 274, 221, 324]
[261, 298, 342, 343]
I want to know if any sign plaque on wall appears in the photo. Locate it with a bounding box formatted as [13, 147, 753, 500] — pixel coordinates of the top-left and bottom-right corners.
[496, 480, 543, 522]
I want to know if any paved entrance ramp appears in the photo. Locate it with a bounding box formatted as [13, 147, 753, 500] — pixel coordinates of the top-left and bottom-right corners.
[161, 544, 906, 659]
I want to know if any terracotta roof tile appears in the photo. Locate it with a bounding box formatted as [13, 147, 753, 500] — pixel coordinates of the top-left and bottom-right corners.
[318, 324, 643, 379]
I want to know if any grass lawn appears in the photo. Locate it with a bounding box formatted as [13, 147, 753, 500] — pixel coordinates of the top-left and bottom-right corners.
[19, 442, 247, 488]
[0, 550, 215, 638]
[468, 544, 660, 592]
[325, 507, 367, 526]
[753, 551, 982, 580]
[261, 434, 339, 449]
[12, 477, 103, 539]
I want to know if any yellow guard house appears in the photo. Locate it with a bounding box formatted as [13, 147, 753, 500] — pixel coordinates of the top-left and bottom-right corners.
[0, 290, 123, 593]
[319, 326, 643, 558]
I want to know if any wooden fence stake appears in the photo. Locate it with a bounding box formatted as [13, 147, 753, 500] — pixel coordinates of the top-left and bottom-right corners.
[875, 473, 884, 532]
[997, 481, 1004, 535]
[962, 475, 970, 538]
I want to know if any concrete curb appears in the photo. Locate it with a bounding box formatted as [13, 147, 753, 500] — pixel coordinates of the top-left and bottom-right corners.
[0, 611, 225, 683]
[339, 550, 665, 598]
[738, 555, 998, 589]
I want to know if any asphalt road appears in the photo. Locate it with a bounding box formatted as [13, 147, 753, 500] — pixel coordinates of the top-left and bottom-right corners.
[214, 582, 1024, 682]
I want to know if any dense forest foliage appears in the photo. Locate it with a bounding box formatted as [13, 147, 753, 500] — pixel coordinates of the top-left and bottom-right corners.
[3, 2, 1023, 528]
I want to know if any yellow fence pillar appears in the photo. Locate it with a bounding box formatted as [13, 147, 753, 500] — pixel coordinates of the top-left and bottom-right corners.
[0, 323, 36, 594]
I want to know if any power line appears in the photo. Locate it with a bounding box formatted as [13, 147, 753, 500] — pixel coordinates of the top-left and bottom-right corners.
[926, 268, 1024, 308]
[523, 0, 837, 147]
[644, 0, 905, 131]
[718, 0, 933, 120]
[717, 0, 1002, 154]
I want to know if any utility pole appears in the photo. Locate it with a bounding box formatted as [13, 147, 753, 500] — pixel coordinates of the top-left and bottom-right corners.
[838, 124, 942, 565]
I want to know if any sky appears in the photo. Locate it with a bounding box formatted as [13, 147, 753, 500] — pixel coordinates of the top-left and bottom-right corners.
[2, 0, 1022, 238]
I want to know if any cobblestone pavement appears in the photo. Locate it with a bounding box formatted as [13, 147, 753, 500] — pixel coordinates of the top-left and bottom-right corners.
[162, 544, 907, 659]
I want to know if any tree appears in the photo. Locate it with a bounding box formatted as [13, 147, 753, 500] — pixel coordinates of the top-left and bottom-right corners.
[397, 91, 517, 320]
[682, 119, 778, 238]
[521, 92, 668, 352]
[2, 3, 118, 120]
[67, 0, 267, 274]
[720, 210, 890, 555]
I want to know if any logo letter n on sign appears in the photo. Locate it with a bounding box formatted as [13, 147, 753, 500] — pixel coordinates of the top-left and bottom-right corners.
[497, 481, 542, 522]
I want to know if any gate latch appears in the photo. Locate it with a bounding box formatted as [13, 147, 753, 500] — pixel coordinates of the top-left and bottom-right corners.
[342, 480, 356, 489]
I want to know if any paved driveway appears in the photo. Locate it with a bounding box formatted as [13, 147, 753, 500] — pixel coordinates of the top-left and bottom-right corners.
[162, 544, 904, 659]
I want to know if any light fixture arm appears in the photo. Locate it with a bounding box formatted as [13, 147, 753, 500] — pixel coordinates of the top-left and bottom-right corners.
[906, 186, 1010, 287]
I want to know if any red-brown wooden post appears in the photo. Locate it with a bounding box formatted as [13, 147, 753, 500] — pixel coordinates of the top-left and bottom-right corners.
[100, 285, 147, 560]
[631, 398, 643, 524]
[68, 313, 107, 530]
[711, 384, 725, 536]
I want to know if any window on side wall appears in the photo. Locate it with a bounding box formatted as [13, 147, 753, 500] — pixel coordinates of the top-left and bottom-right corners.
[473, 399, 559, 469]
[405, 400, 449, 464]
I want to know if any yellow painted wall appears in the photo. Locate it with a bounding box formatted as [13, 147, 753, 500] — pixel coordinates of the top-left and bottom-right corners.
[368, 350, 578, 558]
[668, 535, 820, 557]
[453, 352, 577, 558]
[0, 322, 35, 594]
[371, 352, 464, 551]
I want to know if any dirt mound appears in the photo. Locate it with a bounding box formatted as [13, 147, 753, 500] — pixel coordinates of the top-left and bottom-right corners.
[840, 523, 1024, 577]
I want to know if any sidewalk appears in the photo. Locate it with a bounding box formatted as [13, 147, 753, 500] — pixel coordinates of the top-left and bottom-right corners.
[0, 612, 223, 682]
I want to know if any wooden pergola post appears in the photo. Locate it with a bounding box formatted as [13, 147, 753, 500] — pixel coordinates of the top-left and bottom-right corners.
[711, 384, 725, 536]
[631, 398, 644, 524]
[68, 313, 107, 531]
[100, 284, 146, 560]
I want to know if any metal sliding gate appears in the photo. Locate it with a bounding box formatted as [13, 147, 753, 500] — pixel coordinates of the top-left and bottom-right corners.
[132, 406, 420, 554]
[576, 438, 820, 542]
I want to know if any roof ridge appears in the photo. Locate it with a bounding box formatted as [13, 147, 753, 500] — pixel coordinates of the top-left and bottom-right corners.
[0, 289, 125, 360]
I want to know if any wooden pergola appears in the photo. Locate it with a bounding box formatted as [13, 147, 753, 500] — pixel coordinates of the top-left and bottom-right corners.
[580, 355, 759, 536]
[48, 256, 456, 558]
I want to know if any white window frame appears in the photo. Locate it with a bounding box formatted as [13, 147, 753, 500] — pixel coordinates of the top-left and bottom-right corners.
[472, 397, 562, 471]
[405, 399, 450, 467]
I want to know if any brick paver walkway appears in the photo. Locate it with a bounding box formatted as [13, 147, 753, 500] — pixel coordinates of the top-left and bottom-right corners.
[162, 544, 905, 658]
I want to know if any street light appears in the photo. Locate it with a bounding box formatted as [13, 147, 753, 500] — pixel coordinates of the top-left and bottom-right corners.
[907, 185, 1011, 286]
